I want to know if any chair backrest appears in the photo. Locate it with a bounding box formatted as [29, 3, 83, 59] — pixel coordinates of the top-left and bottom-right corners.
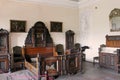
[55, 44, 64, 55]
[13, 46, 25, 63]
[13, 46, 22, 57]
[70, 43, 81, 53]
[74, 43, 81, 51]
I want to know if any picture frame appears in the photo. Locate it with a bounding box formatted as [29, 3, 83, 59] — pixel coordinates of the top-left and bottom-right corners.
[50, 21, 62, 32]
[10, 20, 26, 32]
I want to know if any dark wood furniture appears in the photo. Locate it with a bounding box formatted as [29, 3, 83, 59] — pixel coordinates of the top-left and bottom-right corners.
[25, 21, 53, 47]
[13, 46, 24, 71]
[23, 21, 59, 79]
[24, 22, 82, 78]
[23, 47, 82, 76]
[99, 52, 118, 69]
[0, 28, 10, 73]
[66, 52, 82, 74]
[55, 44, 64, 55]
[65, 30, 83, 74]
[65, 30, 75, 50]
[23, 50, 53, 80]
[22, 47, 60, 79]
[116, 49, 120, 73]
[0, 56, 9, 73]
[99, 35, 120, 73]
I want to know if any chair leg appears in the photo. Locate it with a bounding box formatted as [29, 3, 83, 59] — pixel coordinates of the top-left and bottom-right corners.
[118, 64, 120, 73]
[93, 59, 95, 65]
[93, 57, 99, 66]
[22, 62, 25, 69]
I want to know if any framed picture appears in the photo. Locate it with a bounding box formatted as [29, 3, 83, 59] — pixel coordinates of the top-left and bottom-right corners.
[50, 21, 62, 32]
[10, 20, 26, 32]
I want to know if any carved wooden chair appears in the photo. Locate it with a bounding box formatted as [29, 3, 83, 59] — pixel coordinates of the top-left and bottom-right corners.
[55, 44, 64, 55]
[74, 43, 88, 61]
[13, 46, 24, 71]
[74, 43, 81, 52]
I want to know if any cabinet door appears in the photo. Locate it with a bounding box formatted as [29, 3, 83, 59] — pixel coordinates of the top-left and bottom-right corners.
[109, 54, 117, 69]
[99, 53, 117, 70]
[100, 53, 107, 67]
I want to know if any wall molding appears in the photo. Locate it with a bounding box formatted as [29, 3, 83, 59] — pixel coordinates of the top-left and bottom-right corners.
[9, 0, 101, 8]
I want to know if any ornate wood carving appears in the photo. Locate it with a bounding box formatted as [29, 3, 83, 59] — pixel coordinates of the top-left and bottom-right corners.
[66, 53, 82, 74]
[0, 28, 10, 73]
[25, 21, 53, 47]
[65, 30, 75, 50]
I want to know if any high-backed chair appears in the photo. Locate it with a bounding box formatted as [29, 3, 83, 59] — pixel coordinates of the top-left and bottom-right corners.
[65, 43, 82, 74]
[55, 44, 64, 55]
[74, 43, 81, 52]
[73, 43, 88, 61]
[13, 46, 24, 70]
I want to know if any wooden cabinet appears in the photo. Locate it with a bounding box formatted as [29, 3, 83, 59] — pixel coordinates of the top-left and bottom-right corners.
[99, 53, 118, 70]
[0, 28, 9, 73]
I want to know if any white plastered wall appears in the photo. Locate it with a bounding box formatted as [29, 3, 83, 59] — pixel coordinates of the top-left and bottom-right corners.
[78, 0, 120, 62]
[0, 0, 79, 54]
[1, 0, 120, 62]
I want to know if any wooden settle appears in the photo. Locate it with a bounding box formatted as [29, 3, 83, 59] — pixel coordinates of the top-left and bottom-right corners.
[99, 35, 120, 73]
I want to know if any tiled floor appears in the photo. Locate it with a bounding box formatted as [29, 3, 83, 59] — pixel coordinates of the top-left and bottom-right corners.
[55, 62, 120, 80]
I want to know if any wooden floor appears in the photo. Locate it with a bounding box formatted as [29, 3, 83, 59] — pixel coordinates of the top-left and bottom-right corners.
[55, 62, 120, 80]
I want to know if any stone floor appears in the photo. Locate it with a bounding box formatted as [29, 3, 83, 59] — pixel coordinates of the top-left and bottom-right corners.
[0, 62, 120, 80]
[55, 62, 120, 80]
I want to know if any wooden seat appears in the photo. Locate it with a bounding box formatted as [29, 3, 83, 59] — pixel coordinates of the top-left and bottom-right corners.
[93, 56, 99, 65]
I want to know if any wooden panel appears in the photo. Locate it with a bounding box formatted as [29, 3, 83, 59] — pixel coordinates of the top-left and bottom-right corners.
[23, 47, 54, 58]
[99, 53, 118, 70]
[0, 56, 8, 72]
[66, 53, 81, 74]
[106, 35, 120, 47]
[25, 61, 38, 75]
[0, 29, 9, 73]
